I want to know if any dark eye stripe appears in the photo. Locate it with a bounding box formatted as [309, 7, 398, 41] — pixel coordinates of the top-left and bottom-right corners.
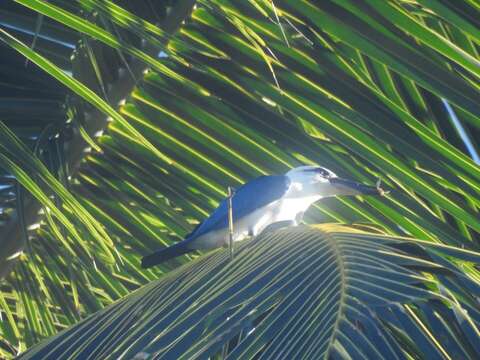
[304, 167, 330, 177]
[317, 168, 330, 176]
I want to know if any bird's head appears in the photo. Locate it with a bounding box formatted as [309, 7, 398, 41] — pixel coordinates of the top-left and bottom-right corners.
[286, 166, 387, 197]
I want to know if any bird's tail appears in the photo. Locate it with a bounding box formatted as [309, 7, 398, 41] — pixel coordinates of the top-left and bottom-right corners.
[141, 241, 192, 268]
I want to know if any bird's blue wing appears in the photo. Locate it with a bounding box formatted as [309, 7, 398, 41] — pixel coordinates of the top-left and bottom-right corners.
[188, 175, 291, 239]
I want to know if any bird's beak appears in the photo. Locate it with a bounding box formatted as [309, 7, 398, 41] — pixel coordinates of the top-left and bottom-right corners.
[329, 177, 388, 196]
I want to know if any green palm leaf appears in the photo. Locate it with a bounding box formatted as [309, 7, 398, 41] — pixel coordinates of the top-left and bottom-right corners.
[18, 225, 480, 359]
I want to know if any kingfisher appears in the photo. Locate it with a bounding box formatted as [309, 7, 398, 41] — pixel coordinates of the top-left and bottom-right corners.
[141, 166, 387, 268]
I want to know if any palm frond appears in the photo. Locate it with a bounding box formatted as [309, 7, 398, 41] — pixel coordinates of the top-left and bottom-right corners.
[18, 225, 480, 359]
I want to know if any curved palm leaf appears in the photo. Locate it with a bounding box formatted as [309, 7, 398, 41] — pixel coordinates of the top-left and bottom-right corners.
[18, 225, 480, 359]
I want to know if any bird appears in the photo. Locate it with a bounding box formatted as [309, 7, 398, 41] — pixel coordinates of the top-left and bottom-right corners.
[141, 166, 387, 268]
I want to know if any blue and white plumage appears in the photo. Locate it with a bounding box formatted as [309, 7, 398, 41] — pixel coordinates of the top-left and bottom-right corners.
[141, 166, 385, 268]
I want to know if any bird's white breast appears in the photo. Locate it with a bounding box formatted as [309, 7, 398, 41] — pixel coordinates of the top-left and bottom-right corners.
[190, 194, 321, 251]
[275, 195, 321, 222]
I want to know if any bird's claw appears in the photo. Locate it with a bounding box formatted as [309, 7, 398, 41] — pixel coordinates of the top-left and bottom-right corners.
[376, 178, 390, 196]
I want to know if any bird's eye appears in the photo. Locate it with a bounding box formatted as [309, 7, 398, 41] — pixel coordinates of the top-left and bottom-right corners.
[316, 168, 331, 177]
[303, 167, 333, 178]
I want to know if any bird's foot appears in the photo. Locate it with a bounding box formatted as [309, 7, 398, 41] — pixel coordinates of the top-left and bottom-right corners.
[295, 211, 305, 224]
[261, 220, 296, 235]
